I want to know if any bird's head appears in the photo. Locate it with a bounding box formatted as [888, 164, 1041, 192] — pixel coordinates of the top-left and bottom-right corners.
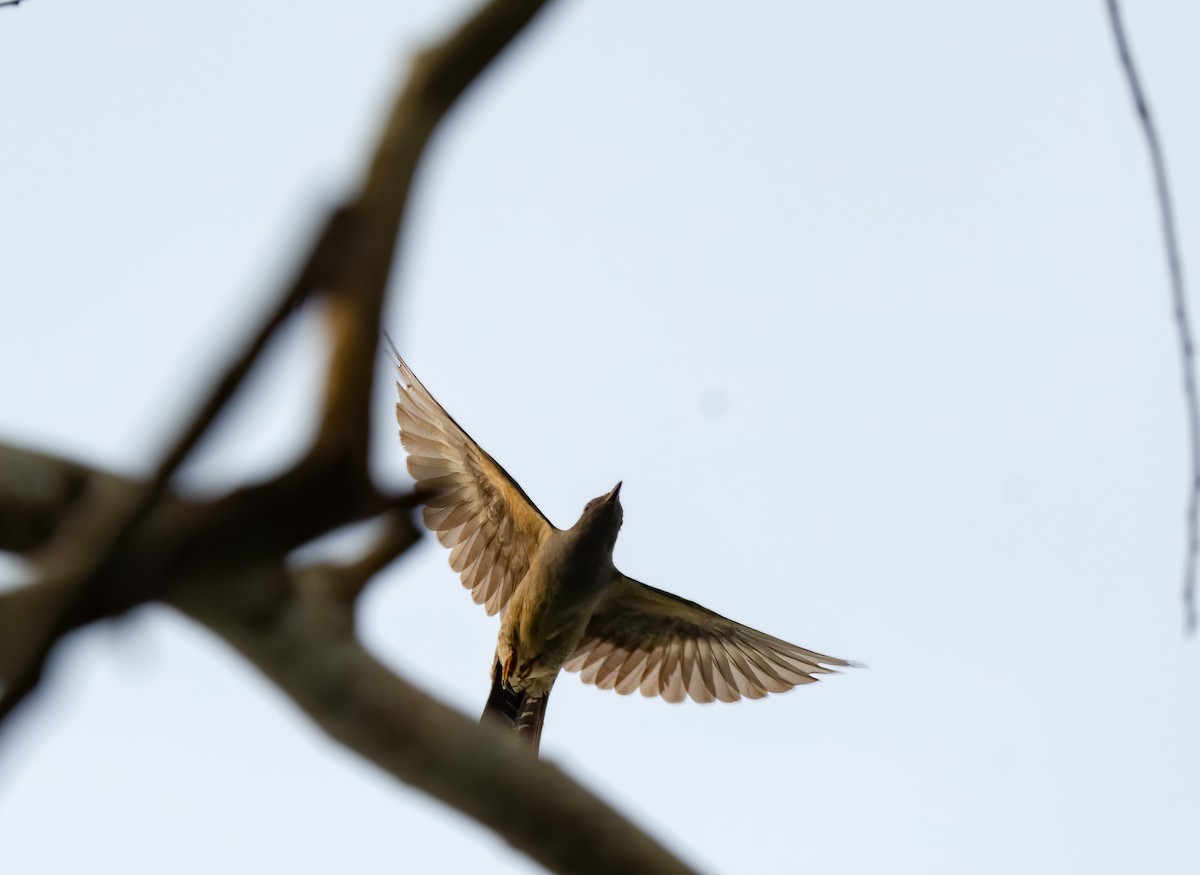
[577, 481, 623, 548]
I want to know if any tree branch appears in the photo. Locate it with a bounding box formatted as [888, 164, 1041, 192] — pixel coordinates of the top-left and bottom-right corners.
[298, 508, 425, 605]
[0, 445, 699, 875]
[0, 0, 557, 722]
[168, 565, 699, 875]
[0, 205, 360, 721]
[0, 443, 418, 683]
[313, 0, 556, 462]
[0, 3, 707, 873]
[1105, 0, 1198, 633]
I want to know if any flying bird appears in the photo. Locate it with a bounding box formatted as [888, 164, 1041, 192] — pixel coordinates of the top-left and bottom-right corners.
[394, 355, 850, 754]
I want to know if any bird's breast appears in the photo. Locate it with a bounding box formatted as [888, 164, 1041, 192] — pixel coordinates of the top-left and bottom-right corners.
[497, 539, 616, 692]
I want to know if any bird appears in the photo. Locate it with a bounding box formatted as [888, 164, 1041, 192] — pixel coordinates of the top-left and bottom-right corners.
[393, 353, 851, 754]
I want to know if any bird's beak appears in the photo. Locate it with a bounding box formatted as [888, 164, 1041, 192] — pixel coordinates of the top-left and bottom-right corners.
[606, 481, 622, 502]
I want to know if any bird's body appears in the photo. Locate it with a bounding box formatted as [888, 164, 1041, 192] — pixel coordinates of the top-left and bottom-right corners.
[495, 488, 622, 697]
[394, 354, 850, 755]
[481, 504, 623, 749]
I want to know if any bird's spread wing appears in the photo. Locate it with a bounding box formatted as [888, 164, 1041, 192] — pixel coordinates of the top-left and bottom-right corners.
[395, 355, 553, 615]
[563, 573, 850, 703]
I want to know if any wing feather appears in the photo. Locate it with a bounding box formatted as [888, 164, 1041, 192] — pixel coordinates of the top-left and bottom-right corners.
[707, 639, 742, 703]
[661, 643, 686, 704]
[684, 638, 716, 704]
[447, 523, 484, 571]
[614, 649, 651, 695]
[693, 639, 719, 703]
[638, 647, 666, 698]
[395, 355, 553, 615]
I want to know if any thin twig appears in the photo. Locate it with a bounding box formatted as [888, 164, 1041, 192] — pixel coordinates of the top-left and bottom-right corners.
[1105, 0, 1197, 633]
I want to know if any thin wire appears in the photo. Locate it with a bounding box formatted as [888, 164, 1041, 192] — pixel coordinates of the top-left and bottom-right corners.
[1105, 0, 1197, 633]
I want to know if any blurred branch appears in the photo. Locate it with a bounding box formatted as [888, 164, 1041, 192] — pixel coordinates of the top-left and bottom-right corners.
[299, 507, 424, 605]
[0, 206, 360, 723]
[0, 0, 557, 722]
[0, 444, 698, 875]
[1105, 0, 1198, 633]
[1, 1, 705, 873]
[0, 442, 414, 683]
[168, 562, 699, 875]
[0, 443, 117, 553]
[313, 0, 554, 462]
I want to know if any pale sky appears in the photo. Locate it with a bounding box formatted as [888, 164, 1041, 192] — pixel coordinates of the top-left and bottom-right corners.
[2, 2, 1199, 874]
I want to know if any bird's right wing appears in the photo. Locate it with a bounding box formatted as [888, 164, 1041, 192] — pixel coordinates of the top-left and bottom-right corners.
[563, 573, 850, 703]
[395, 355, 554, 615]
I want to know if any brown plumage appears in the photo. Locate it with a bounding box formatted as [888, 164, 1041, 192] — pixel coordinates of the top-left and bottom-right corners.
[394, 355, 851, 755]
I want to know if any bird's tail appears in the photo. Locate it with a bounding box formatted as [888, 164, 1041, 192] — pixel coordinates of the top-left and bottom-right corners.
[481, 660, 549, 756]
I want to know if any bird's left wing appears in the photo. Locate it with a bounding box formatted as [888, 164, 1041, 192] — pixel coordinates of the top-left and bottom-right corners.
[563, 573, 850, 703]
[395, 355, 554, 615]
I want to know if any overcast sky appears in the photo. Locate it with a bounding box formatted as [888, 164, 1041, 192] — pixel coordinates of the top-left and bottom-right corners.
[2, 2, 1199, 873]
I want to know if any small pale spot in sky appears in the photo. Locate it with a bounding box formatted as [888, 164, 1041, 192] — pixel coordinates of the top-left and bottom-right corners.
[1002, 476, 1031, 504]
[699, 388, 729, 419]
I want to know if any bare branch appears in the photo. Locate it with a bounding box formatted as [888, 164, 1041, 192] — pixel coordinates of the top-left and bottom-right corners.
[1105, 0, 1198, 633]
[297, 505, 424, 605]
[313, 0, 556, 462]
[0, 443, 699, 875]
[0, 442, 404, 679]
[0, 443, 117, 554]
[0, 0, 557, 722]
[0, 3, 707, 872]
[166, 564, 701, 875]
[0, 206, 360, 721]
